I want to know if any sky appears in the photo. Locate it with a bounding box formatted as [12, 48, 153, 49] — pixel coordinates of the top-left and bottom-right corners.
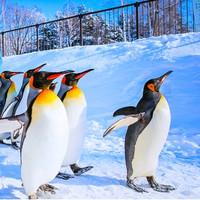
[10, 0, 126, 19]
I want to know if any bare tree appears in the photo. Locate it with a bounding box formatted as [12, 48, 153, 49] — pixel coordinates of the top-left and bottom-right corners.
[0, 0, 9, 31]
[1, 2, 46, 55]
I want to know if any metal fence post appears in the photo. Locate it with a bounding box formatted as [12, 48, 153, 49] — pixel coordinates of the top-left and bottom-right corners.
[79, 15, 83, 46]
[1, 32, 5, 57]
[135, 2, 140, 39]
[36, 24, 39, 51]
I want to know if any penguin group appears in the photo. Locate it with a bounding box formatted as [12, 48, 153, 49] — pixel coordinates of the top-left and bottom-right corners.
[0, 65, 176, 198]
[0, 64, 94, 198]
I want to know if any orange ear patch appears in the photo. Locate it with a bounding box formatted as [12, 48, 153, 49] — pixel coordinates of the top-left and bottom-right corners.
[147, 83, 155, 92]
[62, 76, 66, 85]
[1, 73, 6, 79]
[29, 76, 37, 89]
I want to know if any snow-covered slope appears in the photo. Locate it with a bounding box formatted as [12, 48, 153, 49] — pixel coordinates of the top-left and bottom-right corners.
[1, 32, 200, 199]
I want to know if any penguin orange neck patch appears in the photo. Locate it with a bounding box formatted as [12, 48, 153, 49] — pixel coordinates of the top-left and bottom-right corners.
[9, 81, 16, 94]
[65, 86, 83, 99]
[36, 89, 58, 104]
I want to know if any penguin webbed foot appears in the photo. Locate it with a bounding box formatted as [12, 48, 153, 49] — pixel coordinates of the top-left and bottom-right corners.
[71, 164, 94, 176]
[56, 172, 74, 180]
[147, 176, 176, 192]
[127, 179, 148, 193]
[38, 184, 58, 194]
[28, 193, 38, 199]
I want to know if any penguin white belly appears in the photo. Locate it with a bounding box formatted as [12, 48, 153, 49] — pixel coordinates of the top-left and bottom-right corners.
[62, 95, 87, 167]
[15, 84, 30, 115]
[21, 91, 69, 196]
[131, 95, 170, 179]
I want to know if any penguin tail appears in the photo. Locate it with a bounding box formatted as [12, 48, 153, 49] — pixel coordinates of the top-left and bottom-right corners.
[103, 112, 145, 137]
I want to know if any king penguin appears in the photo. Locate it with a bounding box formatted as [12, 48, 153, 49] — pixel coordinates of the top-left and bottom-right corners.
[12, 63, 47, 116]
[1, 64, 46, 149]
[0, 71, 23, 117]
[0, 71, 23, 145]
[57, 69, 94, 178]
[20, 70, 73, 199]
[103, 71, 176, 193]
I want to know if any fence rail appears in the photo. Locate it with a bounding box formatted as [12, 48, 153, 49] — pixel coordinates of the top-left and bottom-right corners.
[0, 0, 194, 57]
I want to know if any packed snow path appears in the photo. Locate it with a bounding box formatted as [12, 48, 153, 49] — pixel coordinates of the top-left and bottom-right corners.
[1, 33, 200, 199]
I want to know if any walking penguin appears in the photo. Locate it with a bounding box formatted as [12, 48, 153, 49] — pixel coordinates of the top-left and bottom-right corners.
[0, 71, 23, 117]
[1, 64, 46, 149]
[104, 71, 176, 193]
[20, 70, 73, 198]
[57, 69, 94, 178]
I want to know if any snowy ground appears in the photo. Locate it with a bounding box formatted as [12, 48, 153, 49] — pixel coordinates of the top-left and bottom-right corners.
[1, 32, 200, 199]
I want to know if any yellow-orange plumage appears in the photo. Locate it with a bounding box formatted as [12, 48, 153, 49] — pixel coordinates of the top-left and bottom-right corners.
[64, 86, 84, 100]
[35, 89, 58, 105]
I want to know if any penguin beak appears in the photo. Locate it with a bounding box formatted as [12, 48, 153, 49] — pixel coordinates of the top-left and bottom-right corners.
[47, 70, 74, 80]
[24, 63, 47, 78]
[159, 70, 173, 84]
[10, 72, 23, 77]
[155, 70, 173, 91]
[75, 69, 94, 80]
[33, 63, 47, 73]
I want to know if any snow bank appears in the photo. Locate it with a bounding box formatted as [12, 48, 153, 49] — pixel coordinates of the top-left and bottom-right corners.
[1, 32, 200, 199]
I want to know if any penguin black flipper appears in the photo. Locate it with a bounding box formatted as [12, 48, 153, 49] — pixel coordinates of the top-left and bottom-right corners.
[103, 113, 144, 137]
[0, 99, 6, 116]
[0, 113, 26, 148]
[113, 106, 137, 117]
[0, 114, 25, 135]
[19, 111, 32, 154]
[1, 98, 18, 118]
[0, 94, 7, 117]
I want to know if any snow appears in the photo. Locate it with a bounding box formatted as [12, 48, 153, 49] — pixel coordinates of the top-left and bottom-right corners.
[1, 32, 200, 199]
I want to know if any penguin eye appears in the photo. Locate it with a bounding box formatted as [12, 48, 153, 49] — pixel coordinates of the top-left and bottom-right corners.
[147, 83, 155, 92]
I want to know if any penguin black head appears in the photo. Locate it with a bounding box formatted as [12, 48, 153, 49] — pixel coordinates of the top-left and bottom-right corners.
[144, 70, 173, 94]
[30, 70, 73, 90]
[61, 69, 94, 86]
[1, 71, 23, 80]
[24, 63, 47, 79]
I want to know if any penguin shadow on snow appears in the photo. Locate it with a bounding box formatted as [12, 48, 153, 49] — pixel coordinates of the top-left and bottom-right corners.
[52, 174, 125, 187]
[0, 146, 24, 199]
[0, 146, 20, 178]
[0, 186, 24, 199]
